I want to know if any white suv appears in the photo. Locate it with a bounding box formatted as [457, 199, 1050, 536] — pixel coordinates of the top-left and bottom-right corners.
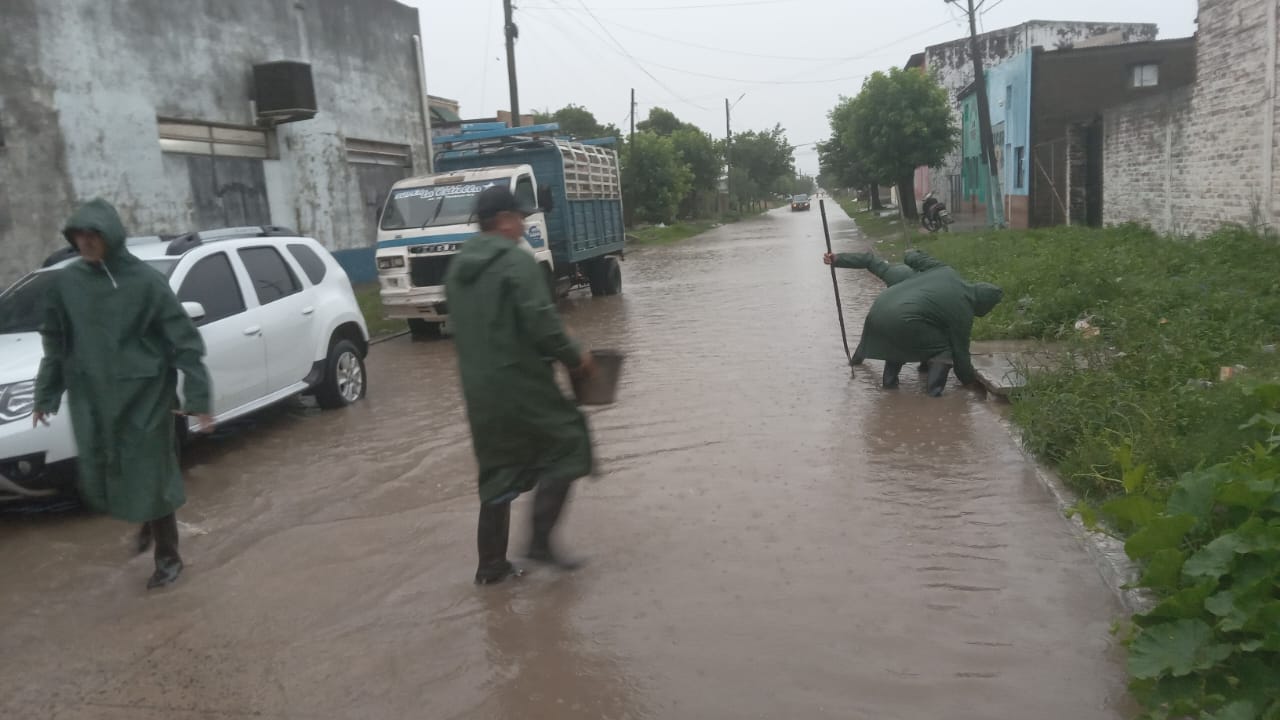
[0, 226, 370, 500]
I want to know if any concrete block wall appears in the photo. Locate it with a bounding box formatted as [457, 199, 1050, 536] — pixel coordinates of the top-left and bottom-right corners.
[1103, 0, 1280, 236]
[1103, 88, 1192, 234]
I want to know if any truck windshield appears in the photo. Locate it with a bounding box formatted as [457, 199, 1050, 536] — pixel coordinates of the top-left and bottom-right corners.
[380, 182, 497, 231]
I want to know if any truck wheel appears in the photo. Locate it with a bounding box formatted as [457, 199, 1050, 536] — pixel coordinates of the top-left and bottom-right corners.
[316, 340, 368, 409]
[587, 256, 622, 297]
[407, 318, 443, 341]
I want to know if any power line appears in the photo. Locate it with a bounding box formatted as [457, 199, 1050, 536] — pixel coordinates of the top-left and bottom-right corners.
[553, 0, 709, 109]
[540, 12, 900, 62]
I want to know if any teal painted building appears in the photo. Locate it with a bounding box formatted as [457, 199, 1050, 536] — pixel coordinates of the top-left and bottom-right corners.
[960, 49, 1033, 227]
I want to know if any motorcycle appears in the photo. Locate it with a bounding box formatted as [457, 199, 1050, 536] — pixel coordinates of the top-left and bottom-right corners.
[920, 192, 953, 233]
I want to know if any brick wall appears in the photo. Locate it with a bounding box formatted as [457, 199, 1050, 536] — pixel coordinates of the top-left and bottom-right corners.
[1103, 87, 1193, 233]
[1103, 0, 1280, 236]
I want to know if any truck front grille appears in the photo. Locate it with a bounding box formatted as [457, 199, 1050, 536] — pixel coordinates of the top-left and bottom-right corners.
[409, 256, 453, 288]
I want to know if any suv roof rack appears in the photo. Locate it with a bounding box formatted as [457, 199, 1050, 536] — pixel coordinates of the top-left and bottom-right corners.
[165, 225, 296, 256]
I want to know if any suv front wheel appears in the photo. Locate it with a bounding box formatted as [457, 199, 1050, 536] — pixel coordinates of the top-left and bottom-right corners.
[316, 340, 367, 409]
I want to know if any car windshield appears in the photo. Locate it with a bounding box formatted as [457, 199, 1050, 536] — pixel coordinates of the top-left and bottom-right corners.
[794, 194, 809, 201]
[0, 271, 58, 335]
[379, 181, 498, 231]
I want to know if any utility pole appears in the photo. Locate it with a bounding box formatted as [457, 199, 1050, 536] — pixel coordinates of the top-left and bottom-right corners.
[949, 0, 1004, 228]
[725, 97, 732, 207]
[503, 0, 520, 127]
[629, 88, 636, 146]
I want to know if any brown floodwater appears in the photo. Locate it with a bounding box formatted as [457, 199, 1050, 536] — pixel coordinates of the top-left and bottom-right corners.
[0, 203, 1133, 719]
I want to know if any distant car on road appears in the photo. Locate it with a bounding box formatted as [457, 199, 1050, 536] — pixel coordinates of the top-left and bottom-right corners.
[0, 226, 370, 501]
[791, 194, 811, 211]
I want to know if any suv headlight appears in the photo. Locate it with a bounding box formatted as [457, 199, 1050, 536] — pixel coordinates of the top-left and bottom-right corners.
[0, 380, 36, 425]
[377, 256, 406, 270]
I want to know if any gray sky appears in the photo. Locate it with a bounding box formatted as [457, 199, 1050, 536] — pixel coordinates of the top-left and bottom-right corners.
[406, 0, 1197, 174]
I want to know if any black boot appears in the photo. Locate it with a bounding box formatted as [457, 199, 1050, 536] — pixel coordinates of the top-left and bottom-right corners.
[926, 361, 952, 397]
[147, 513, 183, 589]
[882, 361, 905, 389]
[526, 477, 584, 571]
[475, 502, 520, 585]
[136, 521, 153, 555]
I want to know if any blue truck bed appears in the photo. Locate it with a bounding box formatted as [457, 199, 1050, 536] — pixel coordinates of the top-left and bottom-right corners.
[435, 140, 624, 267]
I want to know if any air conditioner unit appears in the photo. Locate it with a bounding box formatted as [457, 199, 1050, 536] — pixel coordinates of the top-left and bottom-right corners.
[253, 61, 317, 124]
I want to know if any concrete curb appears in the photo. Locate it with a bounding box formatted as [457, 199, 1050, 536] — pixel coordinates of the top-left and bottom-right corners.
[988, 407, 1156, 615]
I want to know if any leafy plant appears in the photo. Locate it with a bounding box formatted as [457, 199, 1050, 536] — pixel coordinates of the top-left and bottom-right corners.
[1107, 396, 1280, 719]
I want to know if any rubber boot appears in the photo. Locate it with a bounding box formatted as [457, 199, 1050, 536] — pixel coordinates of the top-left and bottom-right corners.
[926, 360, 952, 397]
[136, 521, 153, 555]
[475, 501, 519, 585]
[147, 513, 183, 589]
[882, 361, 905, 389]
[526, 477, 584, 571]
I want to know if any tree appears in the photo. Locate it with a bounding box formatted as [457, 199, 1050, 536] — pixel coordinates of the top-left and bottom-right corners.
[792, 174, 816, 195]
[670, 127, 722, 218]
[729, 124, 795, 209]
[636, 107, 686, 137]
[532, 104, 620, 140]
[817, 124, 882, 210]
[840, 68, 956, 219]
[622, 132, 692, 225]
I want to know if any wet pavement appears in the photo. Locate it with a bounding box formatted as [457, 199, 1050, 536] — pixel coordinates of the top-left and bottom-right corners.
[0, 203, 1132, 719]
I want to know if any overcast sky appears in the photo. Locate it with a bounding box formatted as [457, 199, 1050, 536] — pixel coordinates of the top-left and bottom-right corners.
[405, 0, 1197, 174]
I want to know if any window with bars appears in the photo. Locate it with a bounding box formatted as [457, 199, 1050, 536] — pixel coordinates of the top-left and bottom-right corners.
[158, 119, 274, 159]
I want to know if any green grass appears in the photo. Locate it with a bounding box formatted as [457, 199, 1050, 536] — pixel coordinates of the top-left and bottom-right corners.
[354, 283, 407, 340]
[909, 223, 1280, 500]
[628, 220, 720, 245]
[834, 198, 919, 250]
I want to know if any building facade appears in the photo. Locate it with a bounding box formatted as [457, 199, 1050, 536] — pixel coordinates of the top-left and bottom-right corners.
[915, 20, 1158, 212]
[0, 0, 432, 286]
[959, 50, 1033, 227]
[1104, 0, 1280, 236]
[1032, 38, 1196, 228]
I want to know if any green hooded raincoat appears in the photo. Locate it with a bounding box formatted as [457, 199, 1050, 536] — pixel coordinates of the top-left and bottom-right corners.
[832, 251, 917, 287]
[444, 234, 593, 505]
[34, 199, 212, 522]
[855, 266, 1003, 386]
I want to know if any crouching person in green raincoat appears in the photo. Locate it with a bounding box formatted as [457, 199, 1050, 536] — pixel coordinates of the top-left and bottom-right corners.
[33, 199, 214, 589]
[849, 261, 1003, 397]
[445, 186, 596, 585]
[823, 251, 919, 366]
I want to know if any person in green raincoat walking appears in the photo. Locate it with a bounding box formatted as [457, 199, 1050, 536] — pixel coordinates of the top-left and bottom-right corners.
[33, 199, 214, 589]
[445, 186, 596, 585]
[823, 250, 921, 367]
[824, 250, 1003, 396]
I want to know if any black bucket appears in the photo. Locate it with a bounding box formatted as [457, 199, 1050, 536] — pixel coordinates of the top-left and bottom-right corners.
[571, 350, 626, 406]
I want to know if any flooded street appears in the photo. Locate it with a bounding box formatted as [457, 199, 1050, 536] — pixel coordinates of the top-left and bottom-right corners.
[0, 203, 1131, 719]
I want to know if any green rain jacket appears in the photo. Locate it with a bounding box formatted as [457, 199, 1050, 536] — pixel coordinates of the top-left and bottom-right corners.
[444, 233, 593, 505]
[856, 267, 1003, 386]
[34, 199, 212, 522]
[903, 249, 947, 273]
[832, 251, 916, 286]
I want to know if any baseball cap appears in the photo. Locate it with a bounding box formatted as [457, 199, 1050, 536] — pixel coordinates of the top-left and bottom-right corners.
[475, 186, 536, 221]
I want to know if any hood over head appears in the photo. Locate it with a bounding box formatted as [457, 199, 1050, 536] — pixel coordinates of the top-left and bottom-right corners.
[62, 198, 128, 259]
[969, 282, 1004, 317]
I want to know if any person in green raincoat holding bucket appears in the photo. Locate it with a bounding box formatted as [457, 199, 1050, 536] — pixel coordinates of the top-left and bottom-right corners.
[33, 199, 213, 589]
[445, 186, 597, 585]
[824, 249, 1003, 396]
